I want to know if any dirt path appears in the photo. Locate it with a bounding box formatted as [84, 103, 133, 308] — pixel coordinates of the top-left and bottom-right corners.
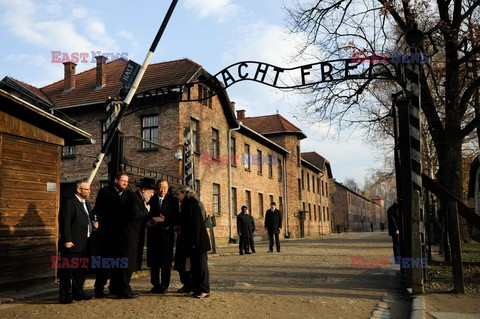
[0, 232, 410, 319]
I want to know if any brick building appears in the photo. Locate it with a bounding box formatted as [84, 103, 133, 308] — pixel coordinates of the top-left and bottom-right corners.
[1, 57, 334, 241]
[332, 181, 385, 232]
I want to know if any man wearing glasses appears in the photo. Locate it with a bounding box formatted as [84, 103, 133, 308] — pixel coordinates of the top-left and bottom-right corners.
[58, 180, 98, 304]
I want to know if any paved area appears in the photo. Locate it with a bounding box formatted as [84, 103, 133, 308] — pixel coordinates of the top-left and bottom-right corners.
[0, 232, 410, 319]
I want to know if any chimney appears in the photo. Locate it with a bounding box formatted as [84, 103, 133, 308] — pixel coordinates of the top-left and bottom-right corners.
[95, 56, 107, 89]
[237, 109, 246, 120]
[63, 62, 76, 92]
[230, 101, 236, 113]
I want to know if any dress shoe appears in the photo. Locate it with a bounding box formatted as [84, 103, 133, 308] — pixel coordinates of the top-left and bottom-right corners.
[73, 294, 92, 301]
[267, 250, 273, 253]
[245, 251, 252, 254]
[177, 286, 192, 294]
[193, 292, 210, 298]
[116, 293, 139, 299]
[95, 291, 107, 298]
[150, 287, 167, 294]
[239, 252, 243, 255]
[59, 299, 75, 304]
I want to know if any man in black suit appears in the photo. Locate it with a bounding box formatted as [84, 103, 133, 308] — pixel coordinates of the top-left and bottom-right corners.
[110, 177, 156, 299]
[92, 172, 132, 297]
[237, 206, 251, 255]
[245, 209, 256, 253]
[387, 199, 401, 259]
[264, 202, 282, 253]
[147, 179, 178, 294]
[58, 180, 98, 304]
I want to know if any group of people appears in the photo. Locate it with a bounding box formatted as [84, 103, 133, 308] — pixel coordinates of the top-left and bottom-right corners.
[58, 173, 211, 304]
[236, 202, 283, 255]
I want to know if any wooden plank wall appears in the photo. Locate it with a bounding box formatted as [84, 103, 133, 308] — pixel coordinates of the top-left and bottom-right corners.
[0, 133, 61, 286]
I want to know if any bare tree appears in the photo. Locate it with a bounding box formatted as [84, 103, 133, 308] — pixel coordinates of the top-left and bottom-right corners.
[285, 0, 480, 202]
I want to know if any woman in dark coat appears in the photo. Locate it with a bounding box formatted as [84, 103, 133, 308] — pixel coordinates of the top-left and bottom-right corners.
[176, 186, 211, 298]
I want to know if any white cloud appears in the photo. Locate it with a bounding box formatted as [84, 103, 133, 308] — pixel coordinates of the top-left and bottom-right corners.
[0, 0, 120, 62]
[183, 0, 242, 23]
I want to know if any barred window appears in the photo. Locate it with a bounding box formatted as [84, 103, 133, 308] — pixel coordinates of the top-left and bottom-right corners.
[141, 115, 158, 149]
[213, 183, 220, 215]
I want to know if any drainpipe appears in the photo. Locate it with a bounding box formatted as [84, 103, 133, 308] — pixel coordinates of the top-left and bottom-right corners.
[228, 123, 241, 242]
[283, 154, 289, 237]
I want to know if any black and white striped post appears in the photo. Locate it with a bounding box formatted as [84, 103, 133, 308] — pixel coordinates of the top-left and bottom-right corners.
[397, 23, 424, 292]
[87, 0, 178, 184]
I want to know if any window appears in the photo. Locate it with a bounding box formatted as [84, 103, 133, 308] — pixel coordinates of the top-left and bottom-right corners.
[101, 121, 108, 146]
[245, 190, 251, 212]
[268, 155, 273, 178]
[212, 128, 220, 160]
[269, 195, 274, 207]
[213, 183, 220, 215]
[323, 206, 326, 221]
[301, 171, 305, 189]
[142, 115, 158, 149]
[326, 182, 329, 196]
[62, 146, 75, 158]
[232, 187, 238, 215]
[198, 84, 212, 107]
[279, 196, 283, 213]
[308, 203, 311, 220]
[307, 173, 310, 191]
[312, 176, 315, 193]
[244, 144, 251, 170]
[278, 158, 283, 181]
[317, 178, 321, 194]
[298, 179, 302, 200]
[314, 205, 317, 221]
[322, 181, 325, 196]
[230, 137, 237, 166]
[258, 193, 264, 218]
[194, 179, 201, 197]
[257, 150, 263, 175]
[191, 118, 200, 153]
[297, 146, 301, 166]
[302, 202, 306, 213]
[100, 180, 109, 189]
[327, 207, 330, 221]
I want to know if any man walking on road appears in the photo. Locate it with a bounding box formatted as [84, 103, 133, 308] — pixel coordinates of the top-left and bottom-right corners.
[265, 202, 282, 253]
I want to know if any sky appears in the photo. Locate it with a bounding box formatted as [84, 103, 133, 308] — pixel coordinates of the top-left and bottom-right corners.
[0, 0, 385, 187]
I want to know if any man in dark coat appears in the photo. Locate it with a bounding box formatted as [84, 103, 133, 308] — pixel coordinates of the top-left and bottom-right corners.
[147, 179, 178, 294]
[91, 172, 131, 297]
[264, 202, 282, 253]
[245, 209, 256, 253]
[387, 200, 401, 259]
[58, 180, 97, 303]
[177, 187, 211, 298]
[237, 206, 251, 255]
[110, 177, 155, 299]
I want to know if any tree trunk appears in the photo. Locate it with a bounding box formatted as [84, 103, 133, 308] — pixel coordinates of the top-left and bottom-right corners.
[436, 134, 470, 241]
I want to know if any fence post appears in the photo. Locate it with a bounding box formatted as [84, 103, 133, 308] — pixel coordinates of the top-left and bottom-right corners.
[412, 190, 424, 294]
[447, 202, 465, 293]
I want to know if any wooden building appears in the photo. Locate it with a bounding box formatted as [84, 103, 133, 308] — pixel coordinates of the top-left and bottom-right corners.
[0, 88, 91, 289]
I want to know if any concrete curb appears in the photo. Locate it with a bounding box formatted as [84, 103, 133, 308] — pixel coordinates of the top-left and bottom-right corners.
[410, 295, 426, 319]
